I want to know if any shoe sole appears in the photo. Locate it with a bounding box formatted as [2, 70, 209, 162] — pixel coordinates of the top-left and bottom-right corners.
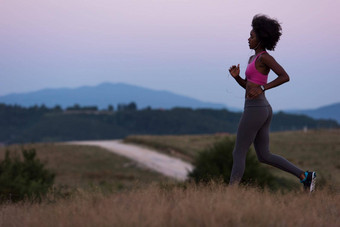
[310, 172, 316, 193]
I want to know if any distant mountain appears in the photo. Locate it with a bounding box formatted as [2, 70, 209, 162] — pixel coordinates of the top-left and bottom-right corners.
[286, 103, 340, 123]
[0, 82, 229, 110]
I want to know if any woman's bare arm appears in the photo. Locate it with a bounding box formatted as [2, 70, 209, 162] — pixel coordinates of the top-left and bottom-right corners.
[261, 54, 290, 90]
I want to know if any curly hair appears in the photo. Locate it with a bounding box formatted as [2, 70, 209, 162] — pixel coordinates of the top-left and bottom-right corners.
[251, 14, 282, 51]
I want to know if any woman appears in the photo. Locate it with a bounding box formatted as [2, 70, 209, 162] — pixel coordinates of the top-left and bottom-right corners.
[228, 14, 316, 192]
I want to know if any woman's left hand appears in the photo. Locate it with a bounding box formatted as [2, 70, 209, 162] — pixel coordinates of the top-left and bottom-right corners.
[246, 86, 263, 99]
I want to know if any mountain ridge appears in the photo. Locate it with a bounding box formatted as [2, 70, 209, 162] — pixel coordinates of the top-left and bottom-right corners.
[0, 82, 230, 110]
[0, 82, 338, 122]
[285, 102, 340, 123]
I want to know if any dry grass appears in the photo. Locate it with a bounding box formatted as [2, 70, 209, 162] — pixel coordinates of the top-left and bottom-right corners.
[125, 129, 340, 191]
[0, 131, 338, 226]
[269, 130, 340, 187]
[0, 182, 338, 227]
[0, 143, 170, 191]
[124, 133, 230, 162]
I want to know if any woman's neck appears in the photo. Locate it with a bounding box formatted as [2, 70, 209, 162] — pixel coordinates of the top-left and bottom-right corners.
[255, 48, 266, 55]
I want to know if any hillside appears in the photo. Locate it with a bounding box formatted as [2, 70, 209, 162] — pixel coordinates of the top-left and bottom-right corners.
[0, 103, 338, 144]
[287, 102, 340, 123]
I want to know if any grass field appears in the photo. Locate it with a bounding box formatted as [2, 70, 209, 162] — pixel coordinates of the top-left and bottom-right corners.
[125, 129, 340, 191]
[0, 182, 338, 226]
[0, 130, 339, 226]
[0, 143, 170, 193]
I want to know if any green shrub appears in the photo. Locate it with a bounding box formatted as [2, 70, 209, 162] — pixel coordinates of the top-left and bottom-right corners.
[0, 148, 55, 202]
[188, 138, 290, 190]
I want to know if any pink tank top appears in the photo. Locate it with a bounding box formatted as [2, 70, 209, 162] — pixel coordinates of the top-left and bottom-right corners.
[245, 51, 268, 85]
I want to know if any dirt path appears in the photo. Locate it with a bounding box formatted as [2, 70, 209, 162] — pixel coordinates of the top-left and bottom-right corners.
[67, 140, 193, 181]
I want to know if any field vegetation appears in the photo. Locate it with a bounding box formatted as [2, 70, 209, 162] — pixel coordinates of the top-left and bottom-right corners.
[125, 129, 340, 191]
[0, 143, 170, 194]
[0, 182, 338, 226]
[0, 129, 339, 226]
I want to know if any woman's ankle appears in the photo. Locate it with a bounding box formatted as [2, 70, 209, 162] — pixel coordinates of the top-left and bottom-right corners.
[299, 172, 306, 180]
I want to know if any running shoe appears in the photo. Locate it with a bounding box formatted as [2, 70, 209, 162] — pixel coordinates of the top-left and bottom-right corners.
[300, 171, 317, 192]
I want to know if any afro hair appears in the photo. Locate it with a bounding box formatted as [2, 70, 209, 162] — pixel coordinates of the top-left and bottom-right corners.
[252, 14, 282, 51]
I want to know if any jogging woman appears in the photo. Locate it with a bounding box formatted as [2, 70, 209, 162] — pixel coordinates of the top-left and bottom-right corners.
[228, 14, 316, 192]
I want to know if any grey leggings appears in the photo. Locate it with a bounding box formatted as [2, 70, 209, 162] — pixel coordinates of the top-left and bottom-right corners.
[229, 94, 304, 184]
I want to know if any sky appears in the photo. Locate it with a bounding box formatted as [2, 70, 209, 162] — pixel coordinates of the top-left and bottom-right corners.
[1, 0, 339, 110]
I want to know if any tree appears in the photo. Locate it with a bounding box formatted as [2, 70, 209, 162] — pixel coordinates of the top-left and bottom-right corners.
[126, 102, 137, 111]
[67, 104, 81, 111]
[108, 105, 114, 112]
[117, 102, 137, 111]
[0, 148, 55, 202]
[53, 105, 63, 112]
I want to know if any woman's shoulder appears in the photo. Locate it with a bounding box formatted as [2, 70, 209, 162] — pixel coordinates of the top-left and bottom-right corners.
[259, 51, 270, 58]
[258, 52, 280, 68]
[259, 51, 274, 62]
[248, 55, 255, 64]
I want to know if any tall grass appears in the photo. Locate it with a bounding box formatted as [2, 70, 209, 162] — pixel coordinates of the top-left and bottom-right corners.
[125, 130, 340, 191]
[0, 182, 338, 227]
[0, 143, 170, 193]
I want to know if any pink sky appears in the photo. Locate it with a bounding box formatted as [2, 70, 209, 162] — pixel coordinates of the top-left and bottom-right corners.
[0, 0, 339, 109]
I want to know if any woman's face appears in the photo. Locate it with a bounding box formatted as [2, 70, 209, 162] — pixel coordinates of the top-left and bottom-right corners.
[248, 30, 259, 49]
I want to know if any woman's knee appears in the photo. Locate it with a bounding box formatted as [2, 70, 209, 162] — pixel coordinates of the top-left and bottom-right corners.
[257, 153, 271, 164]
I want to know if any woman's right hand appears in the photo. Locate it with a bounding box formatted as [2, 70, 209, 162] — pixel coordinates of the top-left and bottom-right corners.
[229, 64, 240, 78]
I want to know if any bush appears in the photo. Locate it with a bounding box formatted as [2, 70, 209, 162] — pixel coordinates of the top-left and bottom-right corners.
[188, 138, 290, 190]
[0, 148, 55, 202]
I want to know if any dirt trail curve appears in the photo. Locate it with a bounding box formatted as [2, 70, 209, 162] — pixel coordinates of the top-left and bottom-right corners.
[66, 140, 194, 181]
